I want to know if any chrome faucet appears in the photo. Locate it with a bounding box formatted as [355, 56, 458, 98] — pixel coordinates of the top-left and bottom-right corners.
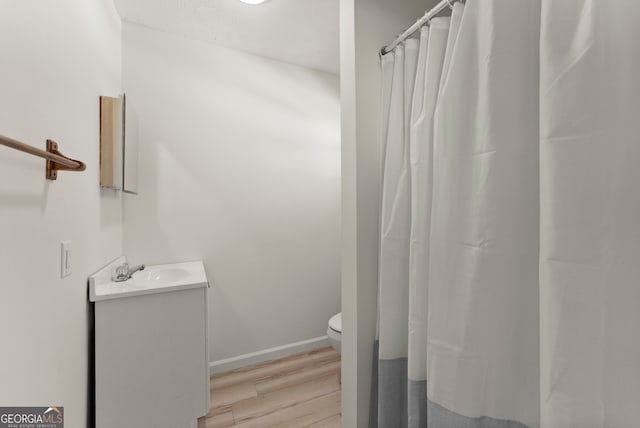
[113, 262, 145, 282]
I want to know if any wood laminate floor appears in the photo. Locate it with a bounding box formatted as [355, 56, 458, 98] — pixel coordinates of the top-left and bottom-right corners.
[198, 347, 341, 428]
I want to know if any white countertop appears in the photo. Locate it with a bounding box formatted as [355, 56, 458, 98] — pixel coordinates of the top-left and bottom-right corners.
[89, 258, 209, 302]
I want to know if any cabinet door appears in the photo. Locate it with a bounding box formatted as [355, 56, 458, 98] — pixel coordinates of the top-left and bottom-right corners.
[96, 288, 209, 428]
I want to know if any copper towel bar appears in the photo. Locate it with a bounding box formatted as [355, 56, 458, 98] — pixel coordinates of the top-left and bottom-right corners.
[0, 134, 86, 180]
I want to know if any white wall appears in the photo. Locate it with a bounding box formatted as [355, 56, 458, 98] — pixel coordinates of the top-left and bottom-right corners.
[121, 23, 341, 362]
[339, 0, 436, 425]
[0, 1, 122, 426]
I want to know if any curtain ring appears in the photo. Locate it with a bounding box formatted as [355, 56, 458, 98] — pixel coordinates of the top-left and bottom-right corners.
[446, 0, 456, 9]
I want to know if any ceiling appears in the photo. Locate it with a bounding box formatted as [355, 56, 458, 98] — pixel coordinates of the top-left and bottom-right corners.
[113, 0, 340, 74]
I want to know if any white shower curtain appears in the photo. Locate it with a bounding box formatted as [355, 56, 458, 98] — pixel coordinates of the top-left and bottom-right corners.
[540, 1, 640, 426]
[376, 0, 640, 427]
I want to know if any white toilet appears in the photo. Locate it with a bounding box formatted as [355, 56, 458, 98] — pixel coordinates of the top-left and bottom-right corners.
[327, 312, 342, 353]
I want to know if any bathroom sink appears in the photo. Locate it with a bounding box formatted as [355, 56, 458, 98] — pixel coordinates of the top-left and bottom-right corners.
[89, 258, 209, 302]
[90, 257, 210, 426]
[129, 266, 190, 286]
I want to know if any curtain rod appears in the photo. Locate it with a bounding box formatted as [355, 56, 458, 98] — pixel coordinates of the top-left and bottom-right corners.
[380, 0, 461, 56]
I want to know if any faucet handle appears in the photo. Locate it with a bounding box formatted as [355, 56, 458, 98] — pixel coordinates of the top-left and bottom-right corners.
[115, 262, 130, 278]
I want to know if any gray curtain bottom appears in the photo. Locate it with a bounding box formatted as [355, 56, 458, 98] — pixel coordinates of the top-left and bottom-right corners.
[371, 342, 529, 428]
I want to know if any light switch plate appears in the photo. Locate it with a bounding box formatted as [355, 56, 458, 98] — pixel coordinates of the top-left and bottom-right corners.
[61, 240, 72, 278]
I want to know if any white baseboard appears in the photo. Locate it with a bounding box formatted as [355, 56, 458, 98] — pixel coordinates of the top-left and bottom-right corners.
[209, 335, 330, 374]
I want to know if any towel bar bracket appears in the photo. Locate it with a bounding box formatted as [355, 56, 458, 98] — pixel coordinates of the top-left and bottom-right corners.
[0, 134, 87, 181]
[45, 139, 87, 180]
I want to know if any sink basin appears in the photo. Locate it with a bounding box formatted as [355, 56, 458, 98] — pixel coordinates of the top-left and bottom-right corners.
[89, 259, 209, 302]
[130, 267, 190, 286]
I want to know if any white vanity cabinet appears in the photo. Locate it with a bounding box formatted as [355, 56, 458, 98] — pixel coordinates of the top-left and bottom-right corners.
[89, 259, 210, 428]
